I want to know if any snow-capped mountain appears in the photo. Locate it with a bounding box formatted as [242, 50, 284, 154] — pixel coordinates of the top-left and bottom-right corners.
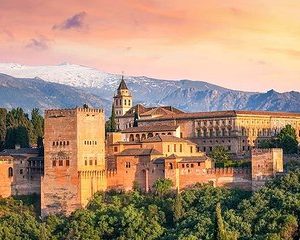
[0, 63, 300, 114]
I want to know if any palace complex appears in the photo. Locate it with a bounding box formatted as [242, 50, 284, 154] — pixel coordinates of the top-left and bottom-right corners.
[1, 77, 298, 216]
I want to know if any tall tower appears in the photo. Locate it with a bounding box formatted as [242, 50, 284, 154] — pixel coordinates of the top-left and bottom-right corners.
[113, 76, 132, 117]
[41, 107, 106, 217]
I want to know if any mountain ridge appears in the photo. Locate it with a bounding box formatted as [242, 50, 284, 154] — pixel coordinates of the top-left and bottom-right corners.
[0, 63, 299, 114]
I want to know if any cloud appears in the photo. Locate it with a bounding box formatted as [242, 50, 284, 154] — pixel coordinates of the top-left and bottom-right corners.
[25, 36, 49, 51]
[53, 11, 87, 30]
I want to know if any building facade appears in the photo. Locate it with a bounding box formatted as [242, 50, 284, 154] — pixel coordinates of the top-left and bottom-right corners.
[41, 107, 106, 217]
[0, 148, 43, 197]
[138, 111, 300, 155]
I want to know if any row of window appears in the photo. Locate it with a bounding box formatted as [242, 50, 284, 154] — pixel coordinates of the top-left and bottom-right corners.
[53, 159, 70, 167]
[167, 144, 194, 154]
[84, 140, 98, 145]
[115, 98, 131, 107]
[84, 157, 98, 166]
[198, 120, 232, 127]
[129, 132, 173, 141]
[52, 141, 69, 146]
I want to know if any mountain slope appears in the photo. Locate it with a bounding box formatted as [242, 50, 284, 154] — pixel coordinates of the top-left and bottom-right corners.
[0, 63, 300, 113]
[0, 73, 110, 114]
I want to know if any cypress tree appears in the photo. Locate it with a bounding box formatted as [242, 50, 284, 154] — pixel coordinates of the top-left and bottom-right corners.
[31, 108, 44, 147]
[109, 104, 116, 132]
[0, 108, 7, 150]
[133, 111, 139, 127]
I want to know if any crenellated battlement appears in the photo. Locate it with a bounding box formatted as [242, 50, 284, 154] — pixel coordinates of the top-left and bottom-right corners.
[77, 107, 104, 113]
[45, 107, 104, 118]
[106, 169, 117, 177]
[78, 170, 106, 177]
[206, 167, 251, 175]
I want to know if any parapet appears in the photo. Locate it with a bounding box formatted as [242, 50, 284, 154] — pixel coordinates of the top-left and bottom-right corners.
[45, 107, 104, 118]
[76, 107, 104, 113]
[206, 167, 251, 175]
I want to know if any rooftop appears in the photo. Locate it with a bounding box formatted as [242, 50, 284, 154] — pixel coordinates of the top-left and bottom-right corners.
[122, 124, 178, 133]
[117, 148, 162, 156]
[117, 77, 128, 90]
[138, 110, 300, 122]
[142, 135, 194, 144]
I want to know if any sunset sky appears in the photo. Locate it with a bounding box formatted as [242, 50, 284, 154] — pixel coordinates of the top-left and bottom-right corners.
[0, 0, 300, 92]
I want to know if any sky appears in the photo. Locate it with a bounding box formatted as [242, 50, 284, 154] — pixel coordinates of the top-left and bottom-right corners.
[0, 0, 300, 92]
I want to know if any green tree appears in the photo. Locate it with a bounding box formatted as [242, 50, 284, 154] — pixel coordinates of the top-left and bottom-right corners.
[277, 125, 298, 154]
[133, 111, 139, 127]
[173, 193, 184, 223]
[153, 178, 173, 197]
[216, 202, 237, 240]
[209, 146, 230, 166]
[0, 108, 7, 150]
[108, 104, 116, 132]
[31, 108, 44, 147]
[5, 108, 32, 148]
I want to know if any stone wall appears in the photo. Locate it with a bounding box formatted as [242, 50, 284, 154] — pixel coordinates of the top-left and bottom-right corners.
[0, 156, 13, 198]
[251, 148, 283, 190]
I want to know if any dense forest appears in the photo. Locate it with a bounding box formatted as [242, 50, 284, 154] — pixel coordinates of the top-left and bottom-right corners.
[0, 108, 44, 150]
[0, 169, 299, 240]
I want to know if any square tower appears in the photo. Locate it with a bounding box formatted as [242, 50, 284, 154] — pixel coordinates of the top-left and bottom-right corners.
[41, 107, 106, 217]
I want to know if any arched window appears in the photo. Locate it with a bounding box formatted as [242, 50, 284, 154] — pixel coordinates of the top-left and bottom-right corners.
[124, 99, 127, 105]
[129, 134, 134, 142]
[8, 167, 13, 177]
[141, 134, 146, 140]
[135, 134, 140, 141]
[169, 163, 173, 169]
[147, 133, 153, 138]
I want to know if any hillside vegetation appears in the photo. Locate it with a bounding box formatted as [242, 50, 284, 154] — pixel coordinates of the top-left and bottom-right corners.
[0, 170, 300, 239]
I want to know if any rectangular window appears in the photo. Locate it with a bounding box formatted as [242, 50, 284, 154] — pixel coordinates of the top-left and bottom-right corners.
[66, 160, 70, 166]
[180, 144, 182, 152]
[89, 159, 93, 165]
[190, 146, 193, 153]
[228, 146, 231, 151]
[203, 146, 206, 152]
[52, 160, 56, 167]
[114, 146, 118, 152]
[174, 144, 176, 152]
[95, 159, 97, 165]
[59, 160, 63, 166]
[125, 162, 131, 168]
[167, 145, 170, 152]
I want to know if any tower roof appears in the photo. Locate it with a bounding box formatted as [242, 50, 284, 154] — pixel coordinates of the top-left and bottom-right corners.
[117, 76, 128, 90]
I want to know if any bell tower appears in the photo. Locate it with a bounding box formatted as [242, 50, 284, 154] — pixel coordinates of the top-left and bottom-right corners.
[113, 76, 132, 117]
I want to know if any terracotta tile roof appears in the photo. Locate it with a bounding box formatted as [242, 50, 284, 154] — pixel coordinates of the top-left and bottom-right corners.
[180, 156, 210, 163]
[122, 125, 178, 133]
[117, 148, 162, 156]
[1, 148, 39, 155]
[138, 110, 300, 122]
[142, 135, 195, 145]
[120, 104, 184, 118]
[140, 107, 177, 117]
[152, 155, 209, 164]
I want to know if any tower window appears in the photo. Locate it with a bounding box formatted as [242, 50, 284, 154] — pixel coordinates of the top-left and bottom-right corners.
[59, 160, 63, 166]
[124, 99, 127, 105]
[52, 160, 56, 167]
[8, 167, 13, 177]
[129, 100, 131, 105]
[66, 160, 70, 166]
